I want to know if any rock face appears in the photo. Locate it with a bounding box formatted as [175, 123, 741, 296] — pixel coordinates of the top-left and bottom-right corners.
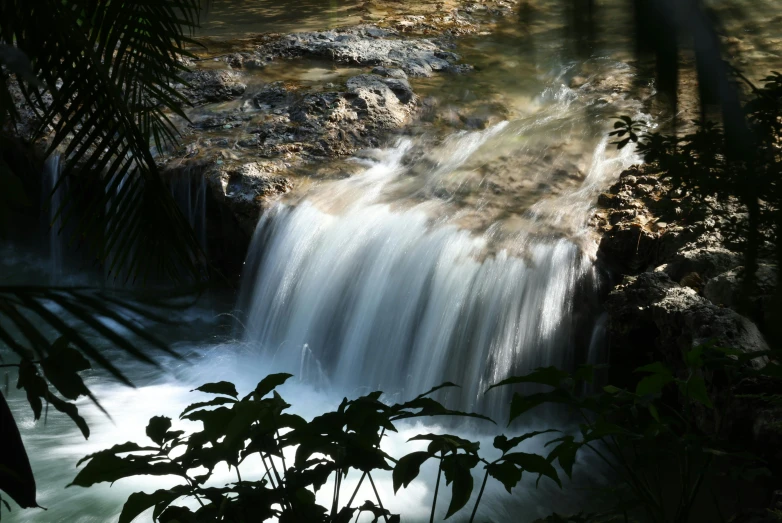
[179, 70, 247, 106]
[593, 164, 779, 477]
[250, 74, 417, 159]
[593, 166, 777, 334]
[161, 68, 419, 276]
[606, 271, 769, 377]
[207, 161, 294, 237]
[257, 26, 469, 77]
[704, 264, 779, 334]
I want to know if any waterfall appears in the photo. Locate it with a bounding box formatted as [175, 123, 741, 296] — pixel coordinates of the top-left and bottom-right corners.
[42, 154, 66, 278]
[238, 80, 643, 416]
[169, 168, 208, 251]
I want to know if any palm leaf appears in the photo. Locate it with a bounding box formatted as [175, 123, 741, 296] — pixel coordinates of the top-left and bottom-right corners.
[1, 0, 207, 284]
[0, 287, 198, 387]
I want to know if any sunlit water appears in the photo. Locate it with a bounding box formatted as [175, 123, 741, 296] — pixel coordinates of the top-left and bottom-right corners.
[0, 2, 673, 522]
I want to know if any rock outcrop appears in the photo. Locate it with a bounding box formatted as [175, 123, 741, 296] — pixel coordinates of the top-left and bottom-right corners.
[606, 271, 769, 375]
[179, 70, 247, 106]
[593, 164, 780, 477]
[256, 26, 470, 77]
[593, 166, 777, 334]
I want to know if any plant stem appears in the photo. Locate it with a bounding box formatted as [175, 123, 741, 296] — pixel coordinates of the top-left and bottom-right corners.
[332, 468, 341, 517]
[276, 428, 288, 473]
[430, 455, 443, 523]
[346, 472, 367, 509]
[469, 468, 490, 523]
[367, 472, 390, 523]
[346, 427, 386, 510]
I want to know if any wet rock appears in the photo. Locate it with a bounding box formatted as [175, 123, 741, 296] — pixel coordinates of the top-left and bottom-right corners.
[597, 221, 660, 273]
[257, 25, 467, 77]
[207, 161, 293, 236]
[606, 272, 769, 370]
[346, 74, 416, 123]
[180, 70, 247, 106]
[371, 66, 408, 79]
[190, 113, 247, 130]
[245, 74, 416, 159]
[254, 82, 296, 111]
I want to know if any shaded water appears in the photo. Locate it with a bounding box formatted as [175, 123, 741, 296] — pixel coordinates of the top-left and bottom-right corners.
[199, 0, 364, 38]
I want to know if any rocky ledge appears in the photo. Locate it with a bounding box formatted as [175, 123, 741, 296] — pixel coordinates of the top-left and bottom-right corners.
[592, 165, 780, 473]
[160, 24, 466, 276]
[255, 26, 471, 77]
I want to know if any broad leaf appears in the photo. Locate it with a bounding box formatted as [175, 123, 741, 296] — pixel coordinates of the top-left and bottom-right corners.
[680, 376, 713, 409]
[180, 397, 237, 417]
[635, 373, 673, 397]
[254, 373, 293, 399]
[441, 454, 479, 519]
[502, 452, 561, 487]
[146, 417, 172, 446]
[119, 488, 187, 523]
[487, 367, 571, 392]
[70, 452, 179, 487]
[487, 461, 522, 493]
[393, 451, 430, 493]
[40, 340, 91, 400]
[493, 430, 559, 454]
[193, 382, 239, 399]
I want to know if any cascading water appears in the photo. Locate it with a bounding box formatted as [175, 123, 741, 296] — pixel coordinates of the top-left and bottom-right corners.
[238, 79, 643, 416]
[168, 168, 208, 250]
[42, 154, 66, 278]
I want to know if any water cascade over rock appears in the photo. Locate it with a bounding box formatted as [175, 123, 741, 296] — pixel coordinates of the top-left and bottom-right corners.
[238, 78, 643, 415]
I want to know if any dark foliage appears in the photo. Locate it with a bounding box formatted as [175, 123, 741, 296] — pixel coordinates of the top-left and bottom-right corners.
[610, 70, 782, 342]
[71, 345, 781, 523]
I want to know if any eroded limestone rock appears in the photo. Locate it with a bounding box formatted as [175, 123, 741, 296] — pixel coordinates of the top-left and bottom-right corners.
[256, 26, 468, 77]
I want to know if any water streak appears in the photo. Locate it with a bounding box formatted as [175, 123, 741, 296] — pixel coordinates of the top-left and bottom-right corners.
[238, 109, 637, 415]
[42, 155, 65, 278]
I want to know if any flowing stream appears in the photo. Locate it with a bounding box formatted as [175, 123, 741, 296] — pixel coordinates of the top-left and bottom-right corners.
[1, 2, 663, 521]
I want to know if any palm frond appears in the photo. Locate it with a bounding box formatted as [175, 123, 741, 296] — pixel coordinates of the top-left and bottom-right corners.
[1, 0, 207, 284]
[0, 286, 198, 386]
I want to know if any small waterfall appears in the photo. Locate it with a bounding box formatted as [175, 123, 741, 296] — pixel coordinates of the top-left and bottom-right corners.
[168, 168, 208, 250]
[42, 154, 66, 278]
[238, 76, 644, 416]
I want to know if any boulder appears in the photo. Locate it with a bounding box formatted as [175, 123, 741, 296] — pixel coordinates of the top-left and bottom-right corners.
[257, 26, 468, 77]
[345, 74, 416, 126]
[180, 70, 247, 106]
[249, 74, 417, 158]
[606, 272, 769, 373]
[206, 161, 293, 237]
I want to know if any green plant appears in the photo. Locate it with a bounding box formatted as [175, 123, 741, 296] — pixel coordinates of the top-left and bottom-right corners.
[490, 346, 781, 523]
[73, 344, 780, 523]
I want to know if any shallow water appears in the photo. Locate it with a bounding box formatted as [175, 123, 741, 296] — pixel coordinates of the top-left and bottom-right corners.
[199, 0, 364, 38]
